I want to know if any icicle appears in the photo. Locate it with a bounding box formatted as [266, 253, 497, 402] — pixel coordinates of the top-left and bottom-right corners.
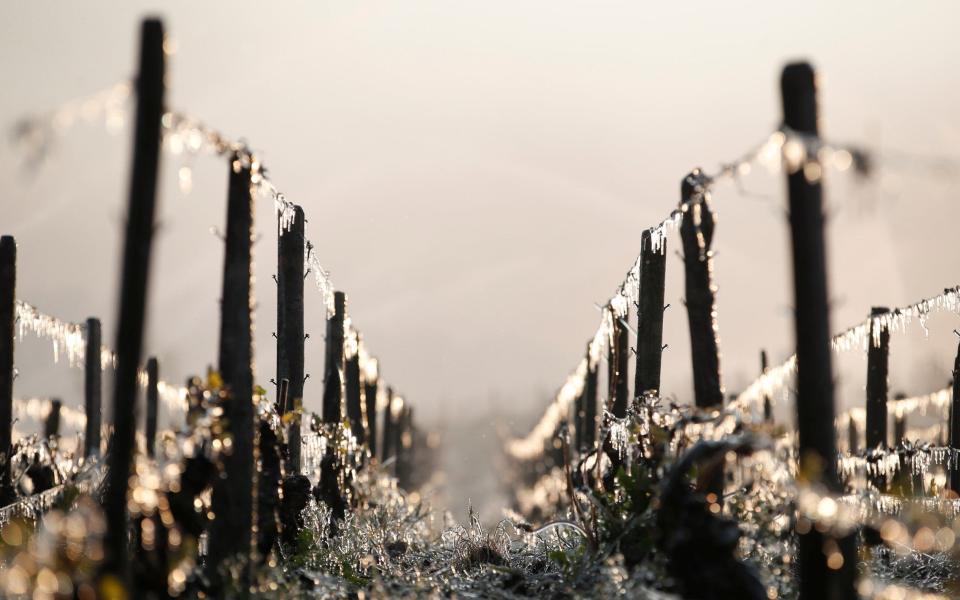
[305, 241, 336, 319]
[15, 301, 86, 367]
[733, 285, 960, 418]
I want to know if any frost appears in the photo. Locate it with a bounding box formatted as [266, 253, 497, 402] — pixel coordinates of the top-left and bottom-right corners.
[306, 241, 336, 319]
[15, 300, 189, 419]
[733, 285, 960, 418]
[15, 301, 86, 367]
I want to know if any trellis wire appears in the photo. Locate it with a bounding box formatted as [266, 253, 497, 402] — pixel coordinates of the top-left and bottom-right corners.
[14, 299, 188, 417]
[733, 286, 960, 418]
[507, 128, 867, 461]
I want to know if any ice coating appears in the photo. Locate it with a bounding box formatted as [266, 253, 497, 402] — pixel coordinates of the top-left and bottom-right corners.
[507, 128, 870, 463]
[15, 299, 189, 418]
[18, 75, 960, 598]
[732, 286, 960, 417]
[305, 241, 336, 319]
[161, 110, 339, 318]
[15, 301, 87, 367]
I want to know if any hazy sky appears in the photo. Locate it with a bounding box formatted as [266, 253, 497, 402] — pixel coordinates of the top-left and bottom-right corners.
[2, 2, 960, 481]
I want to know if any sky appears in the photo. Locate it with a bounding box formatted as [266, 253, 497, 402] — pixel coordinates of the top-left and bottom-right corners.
[2, 1, 960, 514]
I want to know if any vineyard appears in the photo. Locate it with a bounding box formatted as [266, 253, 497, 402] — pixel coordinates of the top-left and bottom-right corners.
[1, 15, 959, 600]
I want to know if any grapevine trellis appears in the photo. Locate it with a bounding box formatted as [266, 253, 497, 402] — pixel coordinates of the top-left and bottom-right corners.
[0, 18, 434, 596]
[2, 16, 959, 600]
[501, 63, 960, 600]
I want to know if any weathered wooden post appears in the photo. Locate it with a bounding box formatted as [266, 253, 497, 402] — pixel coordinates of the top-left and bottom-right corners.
[381, 387, 396, 466]
[609, 311, 630, 418]
[604, 315, 629, 479]
[892, 393, 906, 446]
[582, 343, 598, 452]
[761, 350, 773, 423]
[145, 357, 159, 457]
[276, 206, 305, 474]
[319, 291, 347, 526]
[363, 362, 379, 458]
[574, 384, 585, 455]
[847, 418, 858, 454]
[397, 406, 413, 490]
[678, 170, 725, 503]
[44, 399, 62, 440]
[207, 157, 256, 575]
[345, 340, 364, 444]
[781, 61, 856, 599]
[864, 308, 891, 488]
[635, 229, 667, 396]
[84, 318, 102, 457]
[323, 292, 346, 425]
[103, 19, 164, 585]
[865, 307, 890, 450]
[679, 171, 723, 409]
[949, 340, 960, 495]
[256, 410, 283, 563]
[549, 420, 565, 470]
[0, 236, 14, 505]
[392, 402, 404, 480]
[890, 394, 914, 496]
[278, 378, 290, 417]
[407, 408, 416, 486]
[390, 396, 405, 475]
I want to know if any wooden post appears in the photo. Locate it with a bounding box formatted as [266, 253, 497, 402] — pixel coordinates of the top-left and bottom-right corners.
[574, 384, 584, 455]
[865, 307, 890, 450]
[84, 318, 102, 458]
[390, 401, 402, 478]
[389, 397, 404, 474]
[0, 237, 14, 505]
[319, 291, 347, 527]
[679, 172, 723, 408]
[891, 394, 911, 497]
[604, 317, 629, 478]
[582, 344, 598, 452]
[892, 416, 905, 445]
[256, 417, 282, 563]
[892, 393, 906, 446]
[145, 357, 158, 458]
[381, 387, 396, 465]
[277, 206, 305, 474]
[278, 378, 290, 416]
[635, 229, 667, 396]
[609, 310, 629, 418]
[847, 418, 858, 454]
[781, 61, 856, 599]
[44, 399, 62, 440]
[103, 19, 164, 584]
[949, 340, 960, 495]
[207, 158, 256, 574]
[323, 292, 346, 424]
[397, 406, 413, 489]
[761, 350, 773, 423]
[549, 420, 565, 470]
[407, 409, 417, 488]
[345, 346, 364, 444]
[364, 371, 379, 458]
